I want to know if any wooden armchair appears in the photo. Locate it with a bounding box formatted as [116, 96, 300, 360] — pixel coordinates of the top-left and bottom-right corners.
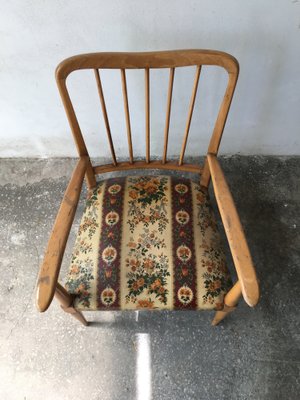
[36, 50, 259, 326]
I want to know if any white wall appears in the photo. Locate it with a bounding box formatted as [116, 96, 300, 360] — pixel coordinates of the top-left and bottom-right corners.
[1, 0, 300, 158]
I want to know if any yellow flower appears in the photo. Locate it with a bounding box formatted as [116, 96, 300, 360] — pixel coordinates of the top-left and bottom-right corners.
[144, 182, 158, 194]
[144, 258, 154, 271]
[137, 299, 155, 309]
[128, 241, 137, 248]
[129, 190, 138, 199]
[137, 278, 145, 287]
[71, 265, 79, 274]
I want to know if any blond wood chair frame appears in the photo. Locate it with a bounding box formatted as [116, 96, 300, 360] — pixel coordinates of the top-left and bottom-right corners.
[36, 50, 259, 326]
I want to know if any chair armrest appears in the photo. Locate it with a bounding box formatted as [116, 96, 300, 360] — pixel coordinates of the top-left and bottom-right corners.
[36, 156, 89, 312]
[207, 154, 259, 307]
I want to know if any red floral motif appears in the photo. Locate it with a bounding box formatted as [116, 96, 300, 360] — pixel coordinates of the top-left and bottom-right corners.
[108, 184, 122, 194]
[176, 245, 192, 262]
[137, 299, 155, 309]
[178, 285, 194, 305]
[97, 177, 125, 309]
[102, 246, 117, 264]
[105, 211, 119, 226]
[175, 183, 188, 194]
[101, 286, 116, 306]
[105, 268, 112, 278]
[175, 210, 190, 225]
[171, 178, 197, 309]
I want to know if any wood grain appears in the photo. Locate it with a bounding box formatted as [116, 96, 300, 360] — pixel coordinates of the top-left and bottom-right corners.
[93, 160, 203, 175]
[179, 65, 201, 165]
[56, 49, 239, 79]
[36, 157, 88, 312]
[207, 154, 259, 307]
[145, 68, 150, 163]
[162, 67, 175, 164]
[39, 50, 260, 325]
[121, 69, 134, 163]
[55, 283, 88, 326]
[212, 281, 242, 325]
[200, 69, 239, 187]
[55, 80, 96, 189]
[94, 69, 117, 166]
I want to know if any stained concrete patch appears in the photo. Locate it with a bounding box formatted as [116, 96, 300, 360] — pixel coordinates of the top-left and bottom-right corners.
[0, 156, 299, 400]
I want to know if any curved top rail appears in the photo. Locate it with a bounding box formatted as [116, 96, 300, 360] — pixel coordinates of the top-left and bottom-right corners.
[56, 49, 239, 80]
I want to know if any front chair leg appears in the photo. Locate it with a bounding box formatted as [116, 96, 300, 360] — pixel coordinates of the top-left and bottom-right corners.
[212, 281, 242, 326]
[55, 282, 88, 326]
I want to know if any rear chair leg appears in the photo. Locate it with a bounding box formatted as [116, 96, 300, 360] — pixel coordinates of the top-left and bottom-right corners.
[55, 282, 88, 326]
[200, 159, 211, 188]
[212, 281, 242, 326]
[85, 159, 97, 190]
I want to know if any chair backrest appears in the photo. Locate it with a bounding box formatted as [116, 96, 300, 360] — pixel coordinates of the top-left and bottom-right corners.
[56, 50, 239, 176]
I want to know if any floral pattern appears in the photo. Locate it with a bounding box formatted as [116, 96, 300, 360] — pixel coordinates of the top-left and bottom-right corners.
[78, 216, 99, 239]
[176, 245, 192, 262]
[65, 257, 94, 307]
[171, 177, 198, 309]
[66, 176, 231, 311]
[175, 183, 188, 194]
[108, 184, 122, 195]
[101, 286, 116, 306]
[97, 178, 125, 308]
[175, 210, 190, 225]
[65, 183, 104, 308]
[178, 285, 194, 305]
[194, 184, 232, 306]
[127, 176, 169, 234]
[105, 211, 119, 226]
[102, 246, 118, 264]
[125, 229, 170, 306]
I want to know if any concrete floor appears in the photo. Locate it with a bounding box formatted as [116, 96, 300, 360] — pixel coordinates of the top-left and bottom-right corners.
[0, 156, 299, 400]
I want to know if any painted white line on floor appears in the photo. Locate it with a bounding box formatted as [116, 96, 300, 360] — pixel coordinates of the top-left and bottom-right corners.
[136, 333, 152, 400]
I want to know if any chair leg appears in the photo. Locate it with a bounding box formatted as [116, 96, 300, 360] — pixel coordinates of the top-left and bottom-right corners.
[200, 159, 211, 188]
[85, 160, 97, 190]
[55, 282, 88, 326]
[212, 281, 242, 326]
[60, 305, 88, 326]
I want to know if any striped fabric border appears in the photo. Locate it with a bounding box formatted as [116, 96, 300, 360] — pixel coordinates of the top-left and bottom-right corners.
[171, 177, 197, 309]
[97, 177, 126, 309]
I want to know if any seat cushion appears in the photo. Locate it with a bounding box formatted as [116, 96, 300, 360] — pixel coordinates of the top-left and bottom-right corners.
[65, 176, 231, 311]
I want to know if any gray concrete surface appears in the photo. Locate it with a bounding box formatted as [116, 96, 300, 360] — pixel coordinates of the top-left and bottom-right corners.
[0, 156, 299, 400]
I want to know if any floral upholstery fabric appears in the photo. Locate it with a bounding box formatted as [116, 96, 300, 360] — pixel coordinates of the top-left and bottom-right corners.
[65, 176, 231, 311]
